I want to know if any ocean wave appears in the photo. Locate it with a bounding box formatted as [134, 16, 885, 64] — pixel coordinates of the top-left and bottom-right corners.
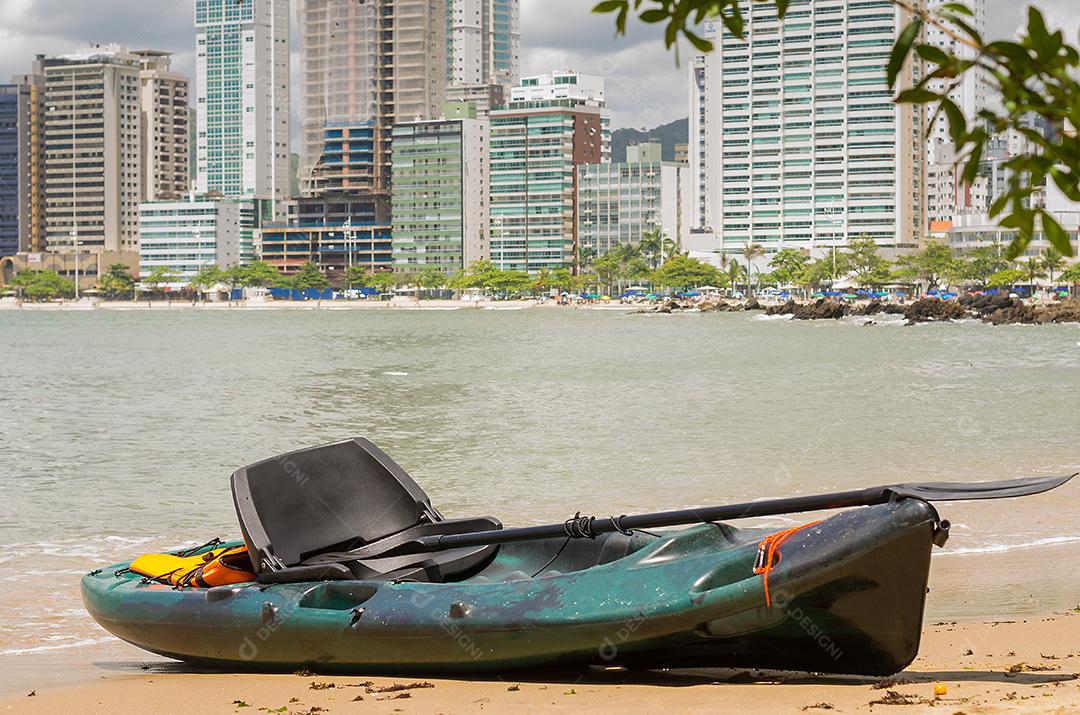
[937, 534, 1080, 556]
[0, 636, 113, 656]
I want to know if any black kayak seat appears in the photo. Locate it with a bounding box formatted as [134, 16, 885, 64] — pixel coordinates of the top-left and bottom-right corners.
[230, 438, 501, 584]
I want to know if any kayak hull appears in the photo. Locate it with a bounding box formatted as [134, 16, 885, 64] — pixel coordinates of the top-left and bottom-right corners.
[82, 499, 939, 675]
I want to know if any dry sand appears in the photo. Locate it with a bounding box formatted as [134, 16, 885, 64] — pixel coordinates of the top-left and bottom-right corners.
[3, 612, 1078, 714]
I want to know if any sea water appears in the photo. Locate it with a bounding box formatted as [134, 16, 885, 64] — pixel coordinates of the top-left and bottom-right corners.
[1, 308, 1078, 687]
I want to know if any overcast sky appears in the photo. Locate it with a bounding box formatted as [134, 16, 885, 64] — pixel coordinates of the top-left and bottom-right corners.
[0, 0, 1075, 134]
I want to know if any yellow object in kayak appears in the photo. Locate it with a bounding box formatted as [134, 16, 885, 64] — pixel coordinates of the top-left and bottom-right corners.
[130, 545, 255, 588]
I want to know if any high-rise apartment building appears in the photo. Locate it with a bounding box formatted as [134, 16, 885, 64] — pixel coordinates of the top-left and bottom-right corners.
[391, 115, 489, 270]
[0, 76, 46, 257]
[299, 0, 382, 197]
[298, 0, 446, 199]
[138, 196, 255, 285]
[489, 71, 609, 272]
[446, 0, 520, 88]
[135, 51, 189, 202]
[689, 53, 708, 227]
[9, 72, 46, 254]
[924, 0, 988, 165]
[39, 46, 143, 253]
[688, 3, 925, 256]
[389, 0, 447, 122]
[194, 0, 289, 202]
[0, 85, 23, 256]
[577, 142, 691, 256]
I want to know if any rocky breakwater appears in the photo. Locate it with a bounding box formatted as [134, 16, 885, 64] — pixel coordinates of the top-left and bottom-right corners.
[960, 294, 1080, 325]
[764, 299, 905, 320]
[638, 295, 1080, 324]
[899, 297, 969, 324]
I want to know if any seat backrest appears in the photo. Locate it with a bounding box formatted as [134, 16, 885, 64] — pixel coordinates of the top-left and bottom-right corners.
[231, 438, 438, 572]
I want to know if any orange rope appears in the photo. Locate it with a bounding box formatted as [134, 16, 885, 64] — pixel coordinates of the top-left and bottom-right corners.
[752, 520, 823, 607]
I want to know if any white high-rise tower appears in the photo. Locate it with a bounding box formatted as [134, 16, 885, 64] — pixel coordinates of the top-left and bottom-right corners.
[447, 0, 520, 88]
[688, 1, 925, 255]
[194, 0, 289, 202]
[924, 0, 988, 164]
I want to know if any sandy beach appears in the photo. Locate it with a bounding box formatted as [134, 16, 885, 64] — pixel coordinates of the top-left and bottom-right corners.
[2, 613, 1078, 714]
[0, 297, 557, 311]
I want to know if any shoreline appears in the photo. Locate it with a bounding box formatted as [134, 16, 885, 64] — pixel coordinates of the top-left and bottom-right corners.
[0, 297, 555, 311]
[3, 295, 1079, 325]
[4, 613, 1078, 713]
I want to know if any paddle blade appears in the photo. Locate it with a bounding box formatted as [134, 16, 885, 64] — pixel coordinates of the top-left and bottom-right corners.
[887, 474, 1075, 502]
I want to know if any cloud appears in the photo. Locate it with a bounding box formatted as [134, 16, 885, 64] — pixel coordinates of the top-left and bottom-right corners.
[0, 0, 1074, 138]
[520, 0, 691, 128]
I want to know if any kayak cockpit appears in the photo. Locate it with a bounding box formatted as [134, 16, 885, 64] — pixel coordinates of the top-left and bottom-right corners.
[459, 530, 659, 583]
[228, 438, 669, 586]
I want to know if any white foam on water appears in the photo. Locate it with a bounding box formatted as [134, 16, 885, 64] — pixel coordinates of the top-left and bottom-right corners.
[937, 534, 1080, 557]
[382, 371, 409, 377]
[0, 636, 113, 656]
[754, 314, 793, 321]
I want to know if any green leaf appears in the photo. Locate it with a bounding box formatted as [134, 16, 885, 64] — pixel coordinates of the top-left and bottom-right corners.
[1005, 234, 1032, 260]
[887, 19, 922, 89]
[592, 0, 625, 14]
[959, 137, 986, 185]
[939, 98, 967, 143]
[915, 44, 949, 65]
[774, 0, 790, 19]
[684, 30, 714, 53]
[895, 88, 940, 104]
[664, 19, 679, 48]
[1041, 210, 1076, 257]
[639, 8, 667, 23]
[1027, 6, 1049, 46]
[938, 2, 974, 17]
[948, 16, 983, 45]
[985, 41, 1030, 64]
[720, 4, 744, 39]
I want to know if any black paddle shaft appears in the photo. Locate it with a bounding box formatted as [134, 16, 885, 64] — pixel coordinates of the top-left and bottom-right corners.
[404, 474, 1074, 555]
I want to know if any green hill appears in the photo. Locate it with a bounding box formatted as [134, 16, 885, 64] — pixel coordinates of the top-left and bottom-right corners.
[610, 117, 689, 163]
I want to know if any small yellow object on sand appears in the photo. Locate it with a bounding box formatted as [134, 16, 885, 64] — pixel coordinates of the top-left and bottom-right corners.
[933, 683, 948, 697]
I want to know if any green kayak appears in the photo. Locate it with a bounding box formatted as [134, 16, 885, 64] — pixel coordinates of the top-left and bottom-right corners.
[84, 500, 936, 675]
[81, 439, 1072, 676]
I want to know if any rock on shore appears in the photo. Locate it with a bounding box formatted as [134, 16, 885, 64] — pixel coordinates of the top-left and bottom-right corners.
[902, 298, 969, 324]
[638, 295, 1080, 324]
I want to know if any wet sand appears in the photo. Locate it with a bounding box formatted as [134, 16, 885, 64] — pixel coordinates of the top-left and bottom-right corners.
[3, 613, 1078, 714]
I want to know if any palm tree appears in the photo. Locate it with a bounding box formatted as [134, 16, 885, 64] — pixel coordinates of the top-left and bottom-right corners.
[1020, 257, 1047, 295]
[638, 228, 664, 269]
[725, 262, 746, 293]
[740, 242, 765, 296]
[577, 245, 597, 275]
[1040, 247, 1065, 286]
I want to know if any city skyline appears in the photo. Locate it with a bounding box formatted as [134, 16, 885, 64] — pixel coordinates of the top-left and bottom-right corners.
[1, 0, 1073, 137]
